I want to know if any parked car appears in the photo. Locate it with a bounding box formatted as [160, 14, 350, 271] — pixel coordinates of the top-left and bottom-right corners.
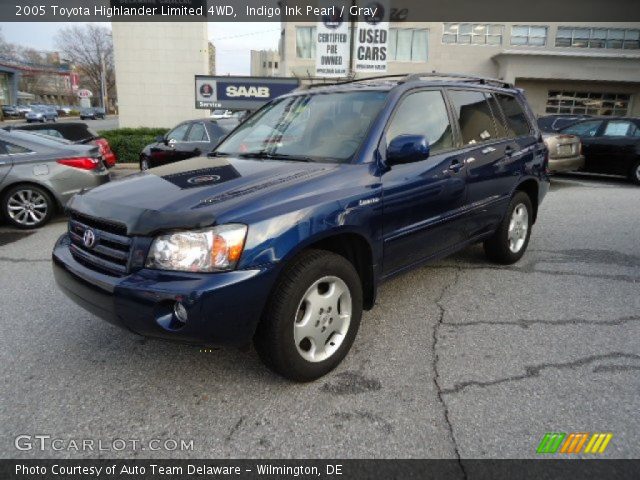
[0, 129, 110, 228]
[5, 122, 117, 168]
[52, 73, 548, 380]
[210, 109, 233, 119]
[558, 117, 640, 184]
[56, 105, 73, 115]
[25, 106, 58, 123]
[542, 133, 584, 173]
[139, 118, 239, 170]
[537, 114, 592, 133]
[80, 107, 106, 120]
[2, 105, 20, 118]
[16, 105, 32, 116]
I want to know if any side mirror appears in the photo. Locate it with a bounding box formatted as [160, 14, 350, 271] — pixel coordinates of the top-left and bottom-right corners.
[387, 135, 430, 165]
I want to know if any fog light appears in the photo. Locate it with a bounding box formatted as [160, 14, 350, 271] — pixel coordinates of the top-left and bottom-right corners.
[174, 302, 188, 323]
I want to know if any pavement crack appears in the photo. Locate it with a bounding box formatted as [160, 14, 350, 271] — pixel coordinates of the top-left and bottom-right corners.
[446, 316, 640, 329]
[225, 416, 245, 443]
[432, 266, 467, 478]
[442, 352, 640, 395]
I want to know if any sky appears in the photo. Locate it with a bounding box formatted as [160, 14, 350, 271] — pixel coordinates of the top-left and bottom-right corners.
[0, 22, 281, 75]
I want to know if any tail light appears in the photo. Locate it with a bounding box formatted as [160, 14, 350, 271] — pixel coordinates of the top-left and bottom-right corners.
[94, 138, 117, 167]
[57, 157, 101, 170]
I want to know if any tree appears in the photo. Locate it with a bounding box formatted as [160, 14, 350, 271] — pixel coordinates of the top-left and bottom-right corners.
[54, 24, 116, 109]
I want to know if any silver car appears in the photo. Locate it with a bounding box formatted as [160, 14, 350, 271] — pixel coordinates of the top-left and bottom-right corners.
[0, 130, 110, 229]
[25, 106, 58, 123]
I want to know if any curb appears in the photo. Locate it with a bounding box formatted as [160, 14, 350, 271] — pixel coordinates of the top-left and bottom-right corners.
[113, 163, 138, 170]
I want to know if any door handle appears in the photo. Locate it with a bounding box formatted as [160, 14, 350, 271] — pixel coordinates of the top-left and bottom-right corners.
[505, 146, 516, 156]
[481, 146, 496, 154]
[448, 160, 464, 172]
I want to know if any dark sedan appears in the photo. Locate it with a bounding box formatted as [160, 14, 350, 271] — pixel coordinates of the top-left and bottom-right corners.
[559, 117, 640, 185]
[80, 107, 106, 120]
[139, 118, 239, 170]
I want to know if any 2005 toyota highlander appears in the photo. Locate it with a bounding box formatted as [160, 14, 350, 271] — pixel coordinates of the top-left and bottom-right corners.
[52, 73, 549, 381]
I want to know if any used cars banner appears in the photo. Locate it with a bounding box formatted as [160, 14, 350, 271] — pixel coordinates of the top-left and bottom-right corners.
[354, 0, 390, 73]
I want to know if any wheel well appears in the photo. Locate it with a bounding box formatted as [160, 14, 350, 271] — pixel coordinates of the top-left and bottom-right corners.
[0, 181, 61, 211]
[515, 179, 539, 224]
[303, 233, 376, 310]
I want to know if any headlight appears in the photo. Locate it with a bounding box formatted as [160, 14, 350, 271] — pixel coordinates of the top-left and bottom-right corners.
[145, 224, 247, 272]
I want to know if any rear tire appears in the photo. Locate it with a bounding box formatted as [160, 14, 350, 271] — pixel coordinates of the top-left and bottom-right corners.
[2, 184, 54, 229]
[254, 249, 363, 382]
[629, 161, 640, 186]
[484, 191, 533, 265]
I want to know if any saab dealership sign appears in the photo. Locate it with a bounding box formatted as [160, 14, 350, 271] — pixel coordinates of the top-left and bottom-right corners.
[195, 76, 300, 110]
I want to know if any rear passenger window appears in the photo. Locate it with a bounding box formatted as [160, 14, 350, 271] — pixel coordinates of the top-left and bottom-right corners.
[5, 142, 32, 154]
[494, 94, 531, 137]
[187, 123, 208, 142]
[386, 90, 454, 154]
[448, 90, 498, 144]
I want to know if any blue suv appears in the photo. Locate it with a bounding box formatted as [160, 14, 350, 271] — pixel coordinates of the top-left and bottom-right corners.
[52, 73, 549, 381]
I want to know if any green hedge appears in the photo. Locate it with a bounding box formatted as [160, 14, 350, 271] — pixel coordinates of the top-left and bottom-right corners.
[100, 127, 169, 164]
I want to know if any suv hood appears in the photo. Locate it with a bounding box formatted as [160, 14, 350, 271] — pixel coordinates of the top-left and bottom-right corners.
[68, 156, 340, 235]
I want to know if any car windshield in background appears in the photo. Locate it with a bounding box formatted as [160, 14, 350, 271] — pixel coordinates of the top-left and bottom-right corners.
[215, 91, 388, 162]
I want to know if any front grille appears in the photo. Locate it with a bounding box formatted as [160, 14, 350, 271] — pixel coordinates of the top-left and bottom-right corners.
[68, 211, 132, 276]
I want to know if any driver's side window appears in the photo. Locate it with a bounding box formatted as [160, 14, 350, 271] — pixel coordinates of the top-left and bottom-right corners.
[386, 90, 454, 154]
[166, 123, 190, 142]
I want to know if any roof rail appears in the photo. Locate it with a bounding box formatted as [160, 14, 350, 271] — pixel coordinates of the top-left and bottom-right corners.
[404, 72, 513, 88]
[303, 72, 513, 89]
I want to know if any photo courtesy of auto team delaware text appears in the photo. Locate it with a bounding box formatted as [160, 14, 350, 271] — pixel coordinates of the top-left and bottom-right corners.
[0, 0, 639, 478]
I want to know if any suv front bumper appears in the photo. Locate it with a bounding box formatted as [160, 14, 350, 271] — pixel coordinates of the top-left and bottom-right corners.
[52, 234, 277, 347]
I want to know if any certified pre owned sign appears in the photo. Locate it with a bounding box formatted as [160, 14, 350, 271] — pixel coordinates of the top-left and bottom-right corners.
[195, 75, 299, 110]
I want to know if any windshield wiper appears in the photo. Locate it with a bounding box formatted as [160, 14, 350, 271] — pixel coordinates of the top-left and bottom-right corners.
[208, 151, 230, 157]
[237, 151, 313, 162]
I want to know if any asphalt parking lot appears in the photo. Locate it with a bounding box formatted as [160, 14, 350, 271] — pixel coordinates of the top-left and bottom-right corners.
[1, 173, 639, 460]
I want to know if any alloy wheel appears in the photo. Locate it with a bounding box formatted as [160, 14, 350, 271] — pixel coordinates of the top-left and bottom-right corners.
[7, 189, 49, 227]
[293, 276, 352, 363]
[507, 203, 529, 253]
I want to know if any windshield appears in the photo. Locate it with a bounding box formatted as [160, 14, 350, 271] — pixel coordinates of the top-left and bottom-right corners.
[215, 90, 388, 163]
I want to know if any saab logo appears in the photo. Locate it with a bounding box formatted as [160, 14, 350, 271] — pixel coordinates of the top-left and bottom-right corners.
[225, 86, 270, 98]
[199, 83, 214, 98]
[536, 432, 613, 454]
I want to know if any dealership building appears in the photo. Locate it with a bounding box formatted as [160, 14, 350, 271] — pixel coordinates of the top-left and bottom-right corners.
[280, 22, 640, 116]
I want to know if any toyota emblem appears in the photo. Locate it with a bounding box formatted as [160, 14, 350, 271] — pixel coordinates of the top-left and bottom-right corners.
[83, 229, 96, 248]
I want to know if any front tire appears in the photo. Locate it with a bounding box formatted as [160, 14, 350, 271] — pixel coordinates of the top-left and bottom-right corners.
[629, 161, 640, 186]
[139, 156, 150, 171]
[254, 249, 363, 382]
[2, 184, 54, 229]
[484, 191, 533, 265]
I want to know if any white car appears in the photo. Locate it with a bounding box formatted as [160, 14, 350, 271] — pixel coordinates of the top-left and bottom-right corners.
[210, 109, 233, 119]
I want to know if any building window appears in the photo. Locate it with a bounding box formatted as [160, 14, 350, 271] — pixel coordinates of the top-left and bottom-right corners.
[545, 91, 631, 116]
[296, 26, 316, 59]
[511, 26, 548, 46]
[274, 61, 278, 68]
[555, 27, 640, 49]
[388, 28, 428, 62]
[263, 61, 266, 68]
[268, 61, 272, 68]
[442, 23, 503, 45]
